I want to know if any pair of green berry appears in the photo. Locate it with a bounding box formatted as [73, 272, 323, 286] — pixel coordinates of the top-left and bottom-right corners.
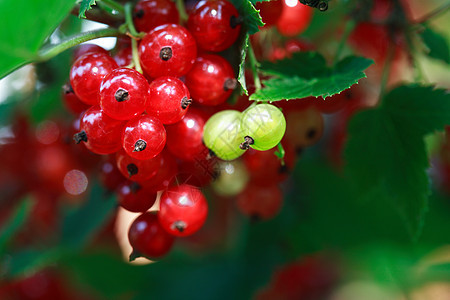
[203, 103, 286, 160]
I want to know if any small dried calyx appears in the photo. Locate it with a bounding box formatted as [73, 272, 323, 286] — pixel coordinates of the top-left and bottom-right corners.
[229, 15, 244, 28]
[239, 136, 254, 150]
[223, 78, 238, 91]
[127, 163, 138, 177]
[115, 89, 129, 102]
[133, 139, 147, 152]
[172, 220, 187, 233]
[159, 47, 173, 61]
[63, 83, 74, 94]
[181, 97, 192, 109]
[73, 131, 88, 144]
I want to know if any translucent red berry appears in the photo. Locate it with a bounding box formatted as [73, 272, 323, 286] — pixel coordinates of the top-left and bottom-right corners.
[73, 106, 126, 155]
[61, 83, 89, 115]
[117, 181, 157, 212]
[133, 0, 179, 32]
[128, 212, 175, 260]
[158, 184, 208, 237]
[140, 150, 178, 192]
[122, 114, 166, 160]
[116, 149, 161, 182]
[237, 182, 283, 220]
[277, 0, 313, 37]
[256, 0, 283, 28]
[70, 52, 118, 105]
[139, 24, 197, 78]
[113, 47, 132, 67]
[187, 0, 241, 52]
[73, 43, 109, 61]
[147, 76, 191, 124]
[99, 68, 150, 120]
[185, 54, 236, 106]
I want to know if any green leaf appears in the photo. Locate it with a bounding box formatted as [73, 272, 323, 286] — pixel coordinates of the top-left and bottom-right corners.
[61, 184, 117, 249]
[0, 198, 33, 253]
[420, 25, 450, 64]
[345, 85, 450, 240]
[230, 0, 264, 35]
[250, 55, 372, 101]
[78, 0, 97, 18]
[3, 248, 65, 278]
[0, 0, 75, 79]
[238, 34, 249, 95]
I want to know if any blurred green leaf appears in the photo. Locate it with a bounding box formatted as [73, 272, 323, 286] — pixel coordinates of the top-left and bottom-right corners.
[420, 25, 450, 64]
[345, 85, 450, 240]
[79, 0, 97, 18]
[0, 198, 32, 254]
[230, 0, 264, 34]
[0, 0, 75, 79]
[250, 55, 372, 101]
[61, 184, 117, 249]
[3, 248, 65, 278]
[238, 34, 249, 95]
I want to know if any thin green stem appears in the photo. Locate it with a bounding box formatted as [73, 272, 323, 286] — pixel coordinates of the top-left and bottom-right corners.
[176, 0, 189, 23]
[99, 0, 125, 14]
[379, 45, 395, 101]
[334, 19, 355, 65]
[124, 3, 144, 38]
[37, 28, 121, 62]
[131, 38, 143, 74]
[247, 42, 262, 91]
[275, 142, 286, 166]
[417, 2, 450, 24]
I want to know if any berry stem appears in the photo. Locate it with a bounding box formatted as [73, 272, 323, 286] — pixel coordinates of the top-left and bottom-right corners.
[124, 2, 144, 38]
[175, 0, 189, 23]
[131, 38, 143, 74]
[416, 2, 450, 24]
[333, 19, 355, 65]
[274, 142, 286, 166]
[247, 42, 262, 91]
[98, 0, 125, 14]
[379, 45, 395, 100]
[37, 28, 120, 62]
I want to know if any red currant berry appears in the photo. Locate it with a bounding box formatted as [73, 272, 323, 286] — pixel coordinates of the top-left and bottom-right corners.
[73, 43, 108, 61]
[117, 181, 157, 212]
[116, 149, 161, 182]
[70, 52, 118, 106]
[277, 0, 313, 37]
[187, 0, 241, 52]
[158, 184, 208, 237]
[122, 114, 166, 160]
[73, 106, 126, 155]
[99, 68, 150, 120]
[133, 0, 180, 32]
[139, 24, 197, 78]
[147, 76, 191, 124]
[100, 155, 126, 191]
[61, 83, 89, 115]
[128, 212, 175, 260]
[237, 182, 283, 220]
[185, 54, 236, 106]
[113, 47, 132, 67]
[140, 150, 178, 192]
[285, 107, 324, 150]
[256, 0, 283, 28]
[166, 108, 207, 161]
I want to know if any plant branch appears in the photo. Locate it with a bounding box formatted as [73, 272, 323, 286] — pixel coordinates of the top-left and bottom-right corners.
[379, 45, 395, 101]
[275, 142, 286, 166]
[71, 5, 124, 26]
[417, 2, 450, 24]
[247, 42, 262, 91]
[37, 28, 121, 62]
[124, 3, 144, 38]
[176, 0, 189, 23]
[99, 0, 125, 14]
[334, 19, 355, 65]
[131, 38, 143, 74]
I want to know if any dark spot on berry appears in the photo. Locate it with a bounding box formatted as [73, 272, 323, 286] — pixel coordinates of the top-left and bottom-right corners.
[130, 182, 142, 194]
[230, 15, 244, 28]
[160, 47, 172, 61]
[172, 220, 186, 232]
[306, 128, 317, 140]
[223, 78, 238, 91]
[73, 131, 88, 144]
[250, 214, 261, 222]
[133, 139, 147, 152]
[135, 9, 144, 19]
[181, 97, 192, 109]
[127, 163, 138, 177]
[115, 88, 129, 102]
[239, 136, 254, 150]
[63, 83, 74, 94]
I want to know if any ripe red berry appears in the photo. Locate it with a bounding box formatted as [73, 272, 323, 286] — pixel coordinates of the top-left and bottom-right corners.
[187, 0, 241, 52]
[113, 47, 132, 67]
[128, 212, 175, 260]
[147, 76, 191, 124]
[140, 150, 178, 192]
[70, 52, 118, 106]
[166, 108, 207, 161]
[61, 83, 89, 115]
[122, 114, 166, 160]
[117, 181, 157, 212]
[256, 0, 283, 28]
[116, 149, 161, 182]
[73, 106, 126, 155]
[185, 54, 236, 106]
[158, 184, 208, 237]
[276, 0, 313, 37]
[73, 43, 109, 61]
[99, 68, 150, 120]
[139, 24, 197, 78]
[237, 182, 283, 220]
[100, 155, 126, 191]
[133, 0, 180, 32]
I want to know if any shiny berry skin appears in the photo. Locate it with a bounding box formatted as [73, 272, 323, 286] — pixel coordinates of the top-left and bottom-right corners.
[139, 24, 197, 78]
[116, 149, 161, 182]
[70, 52, 118, 105]
[158, 184, 208, 237]
[128, 212, 175, 260]
[166, 108, 206, 161]
[147, 76, 191, 124]
[61, 83, 89, 115]
[237, 182, 283, 220]
[285, 107, 324, 149]
[113, 47, 132, 67]
[99, 68, 150, 120]
[74, 106, 126, 155]
[133, 0, 179, 32]
[122, 115, 166, 160]
[140, 150, 178, 192]
[187, 0, 241, 52]
[256, 0, 283, 28]
[100, 156, 126, 191]
[185, 54, 236, 106]
[241, 104, 286, 151]
[117, 181, 157, 212]
[276, 0, 313, 37]
[73, 43, 108, 60]
[203, 110, 246, 161]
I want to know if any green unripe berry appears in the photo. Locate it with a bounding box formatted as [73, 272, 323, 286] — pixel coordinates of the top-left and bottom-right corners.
[203, 110, 246, 161]
[211, 160, 249, 196]
[241, 104, 286, 151]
